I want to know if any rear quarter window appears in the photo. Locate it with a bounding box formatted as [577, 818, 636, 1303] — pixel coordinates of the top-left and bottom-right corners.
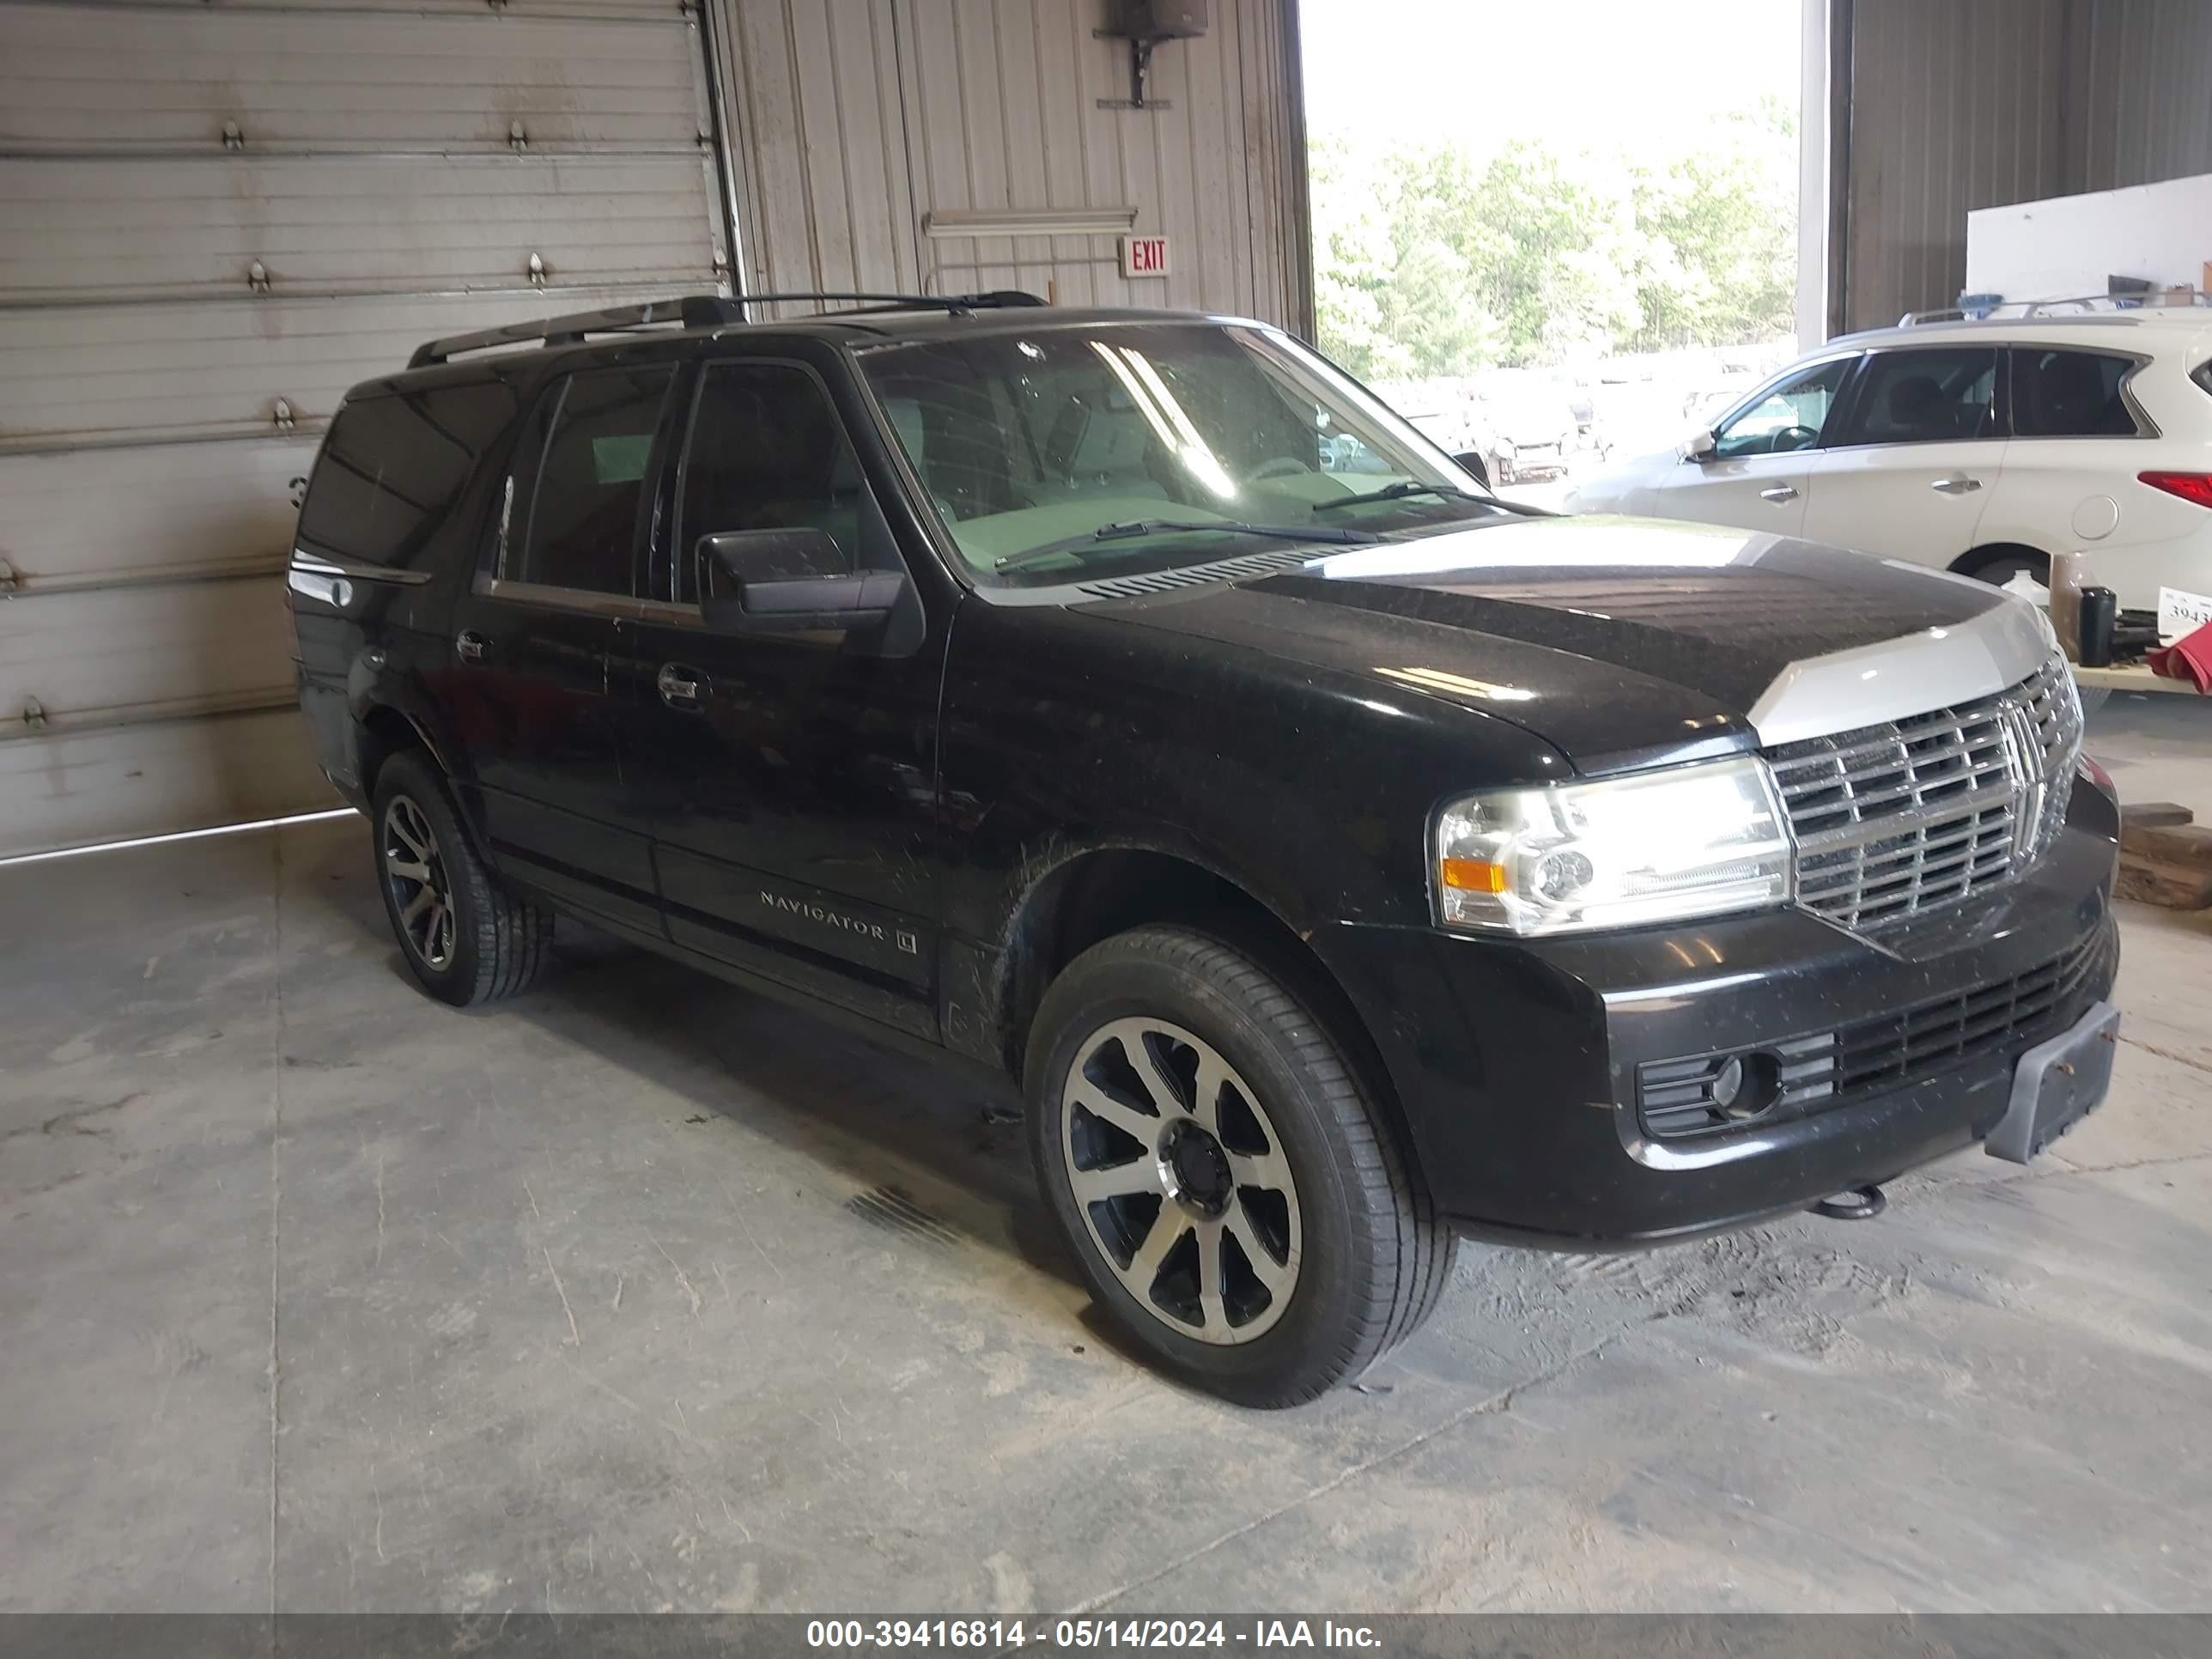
[2009, 348, 2143, 437]
[2194, 360, 2212, 398]
[297, 380, 520, 567]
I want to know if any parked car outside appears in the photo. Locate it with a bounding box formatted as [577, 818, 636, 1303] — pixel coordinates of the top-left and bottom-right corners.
[289, 295, 2120, 1407]
[1471, 380, 1581, 484]
[1570, 306, 2212, 607]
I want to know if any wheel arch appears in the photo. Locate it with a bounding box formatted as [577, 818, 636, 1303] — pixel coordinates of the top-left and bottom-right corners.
[1949, 540, 2054, 581]
[352, 702, 496, 866]
[987, 841, 1417, 1170]
[356, 703, 441, 798]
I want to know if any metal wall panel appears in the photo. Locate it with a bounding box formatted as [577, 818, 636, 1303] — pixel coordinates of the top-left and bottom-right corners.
[0, 583, 296, 720]
[0, 7, 708, 151]
[0, 0, 728, 856]
[0, 710, 330, 859]
[1841, 0, 2069, 331]
[715, 0, 1310, 330]
[2066, 0, 2212, 194]
[1839, 0, 2212, 332]
[110, 0, 688, 15]
[1, 284, 708, 452]
[1, 155, 717, 301]
[720, 0, 922, 305]
[0, 441, 313, 592]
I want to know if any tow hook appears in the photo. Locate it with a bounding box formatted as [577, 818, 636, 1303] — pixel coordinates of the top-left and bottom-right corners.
[1810, 1184, 1886, 1220]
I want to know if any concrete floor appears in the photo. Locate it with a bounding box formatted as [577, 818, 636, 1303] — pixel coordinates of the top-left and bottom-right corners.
[3, 699, 2209, 1614]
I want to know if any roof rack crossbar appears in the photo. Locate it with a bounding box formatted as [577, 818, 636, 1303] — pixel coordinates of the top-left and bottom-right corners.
[1898, 288, 2209, 327]
[408, 295, 738, 368]
[740, 290, 1047, 312]
[406, 289, 1048, 368]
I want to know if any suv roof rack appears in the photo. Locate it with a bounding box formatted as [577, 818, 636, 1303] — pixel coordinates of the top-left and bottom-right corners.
[406, 289, 1048, 368]
[1898, 289, 2210, 327]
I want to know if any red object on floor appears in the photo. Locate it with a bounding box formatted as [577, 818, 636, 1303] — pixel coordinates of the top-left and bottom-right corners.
[2148, 618, 2212, 692]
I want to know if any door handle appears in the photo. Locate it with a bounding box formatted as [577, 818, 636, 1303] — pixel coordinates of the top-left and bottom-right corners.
[658, 662, 706, 709]
[454, 629, 489, 663]
[1759, 483, 1798, 503]
[1932, 475, 1983, 495]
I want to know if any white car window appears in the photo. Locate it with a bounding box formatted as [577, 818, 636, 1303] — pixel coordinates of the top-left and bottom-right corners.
[2009, 348, 2142, 438]
[1711, 359, 1851, 460]
[1832, 348, 1999, 446]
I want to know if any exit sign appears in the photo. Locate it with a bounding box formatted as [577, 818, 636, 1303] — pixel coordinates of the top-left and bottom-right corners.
[1120, 234, 1170, 278]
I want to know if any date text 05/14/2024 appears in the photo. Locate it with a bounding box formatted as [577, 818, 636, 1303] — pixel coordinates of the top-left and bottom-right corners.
[805, 1620, 1382, 1650]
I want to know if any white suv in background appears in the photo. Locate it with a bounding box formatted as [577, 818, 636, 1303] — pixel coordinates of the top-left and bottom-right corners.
[1567, 304, 2212, 609]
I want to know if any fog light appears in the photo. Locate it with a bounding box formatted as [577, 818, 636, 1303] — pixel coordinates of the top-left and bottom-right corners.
[1712, 1051, 1783, 1121]
[1712, 1055, 1746, 1109]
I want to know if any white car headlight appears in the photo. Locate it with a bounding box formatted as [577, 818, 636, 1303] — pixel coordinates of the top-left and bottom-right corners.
[1433, 757, 1793, 935]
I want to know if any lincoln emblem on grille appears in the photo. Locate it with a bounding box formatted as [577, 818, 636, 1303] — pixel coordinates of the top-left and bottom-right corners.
[2001, 698, 2047, 865]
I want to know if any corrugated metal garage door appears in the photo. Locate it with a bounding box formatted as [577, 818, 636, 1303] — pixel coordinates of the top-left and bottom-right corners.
[0, 0, 732, 857]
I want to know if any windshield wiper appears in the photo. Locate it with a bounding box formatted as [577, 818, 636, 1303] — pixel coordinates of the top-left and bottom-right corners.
[1312, 480, 1559, 520]
[994, 518, 1375, 574]
[1310, 481, 1486, 512]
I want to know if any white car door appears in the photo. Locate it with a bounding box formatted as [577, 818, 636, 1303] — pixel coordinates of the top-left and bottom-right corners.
[1800, 345, 2004, 566]
[1972, 343, 2196, 597]
[1652, 356, 1855, 537]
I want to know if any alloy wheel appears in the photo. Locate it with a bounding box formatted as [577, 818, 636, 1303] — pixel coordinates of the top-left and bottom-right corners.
[381, 794, 457, 972]
[1060, 1017, 1302, 1344]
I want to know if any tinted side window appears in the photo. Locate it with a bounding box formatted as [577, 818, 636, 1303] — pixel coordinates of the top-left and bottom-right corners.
[1832, 348, 1999, 446]
[1711, 359, 1852, 459]
[298, 382, 519, 566]
[676, 363, 866, 601]
[513, 365, 674, 594]
[2010, 349, 2142, 436]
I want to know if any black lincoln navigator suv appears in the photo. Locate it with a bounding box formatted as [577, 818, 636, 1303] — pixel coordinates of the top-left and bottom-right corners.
[289, 293, 2122, 1406]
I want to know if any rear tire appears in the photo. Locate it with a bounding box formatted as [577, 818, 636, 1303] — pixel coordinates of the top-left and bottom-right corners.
[1025, 925, 1455, 1407]
[371, 749, 552, 1007]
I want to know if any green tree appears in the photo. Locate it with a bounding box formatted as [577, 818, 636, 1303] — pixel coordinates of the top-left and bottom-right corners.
[1625, 97, 1799, 349]
[1310, 97, 1799, 374]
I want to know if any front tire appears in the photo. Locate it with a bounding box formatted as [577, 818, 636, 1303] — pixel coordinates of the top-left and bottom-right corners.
[371, 749, 552, 1007]
[1025, 925, 1455, 1407]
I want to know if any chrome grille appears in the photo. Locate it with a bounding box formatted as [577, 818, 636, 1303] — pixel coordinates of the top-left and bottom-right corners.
[1767, 653, 2082, 931]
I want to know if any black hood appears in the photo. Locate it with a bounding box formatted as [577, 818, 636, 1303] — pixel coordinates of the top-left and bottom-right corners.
[1089, 515, 2017, 774]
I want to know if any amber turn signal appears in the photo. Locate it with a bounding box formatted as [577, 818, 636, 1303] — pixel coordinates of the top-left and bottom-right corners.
[1439, 857, 1509, 894]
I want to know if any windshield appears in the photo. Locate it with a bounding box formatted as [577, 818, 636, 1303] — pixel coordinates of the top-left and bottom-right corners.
[857, 322, 1500, 582]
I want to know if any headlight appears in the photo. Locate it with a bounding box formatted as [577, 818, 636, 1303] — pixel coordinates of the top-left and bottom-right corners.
[1433, 757, 1793, 935]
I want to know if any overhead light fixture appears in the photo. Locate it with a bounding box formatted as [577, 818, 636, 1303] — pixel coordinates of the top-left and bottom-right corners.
[921, 206, 1139, 240]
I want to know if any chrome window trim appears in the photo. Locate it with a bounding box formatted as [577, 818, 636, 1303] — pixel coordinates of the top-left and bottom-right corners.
[635, 596, 708, 629]
[289, 551, 434, 588]
[471, 574, 647, 621]
[468, 576, 715, 629]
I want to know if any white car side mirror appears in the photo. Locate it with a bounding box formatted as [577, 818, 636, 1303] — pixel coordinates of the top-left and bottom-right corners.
[1679, 429, 1717, 464]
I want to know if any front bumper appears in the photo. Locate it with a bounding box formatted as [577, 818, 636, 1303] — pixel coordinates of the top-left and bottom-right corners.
[1318, 778, 2121, 1245]
[1508, 445, 1566, 474]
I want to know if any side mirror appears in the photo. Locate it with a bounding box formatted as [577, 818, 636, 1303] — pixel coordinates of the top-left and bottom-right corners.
[1679, 428, 1717, 464]
[697, 528, 909, 634]
[1451, 449, 1492, 490]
